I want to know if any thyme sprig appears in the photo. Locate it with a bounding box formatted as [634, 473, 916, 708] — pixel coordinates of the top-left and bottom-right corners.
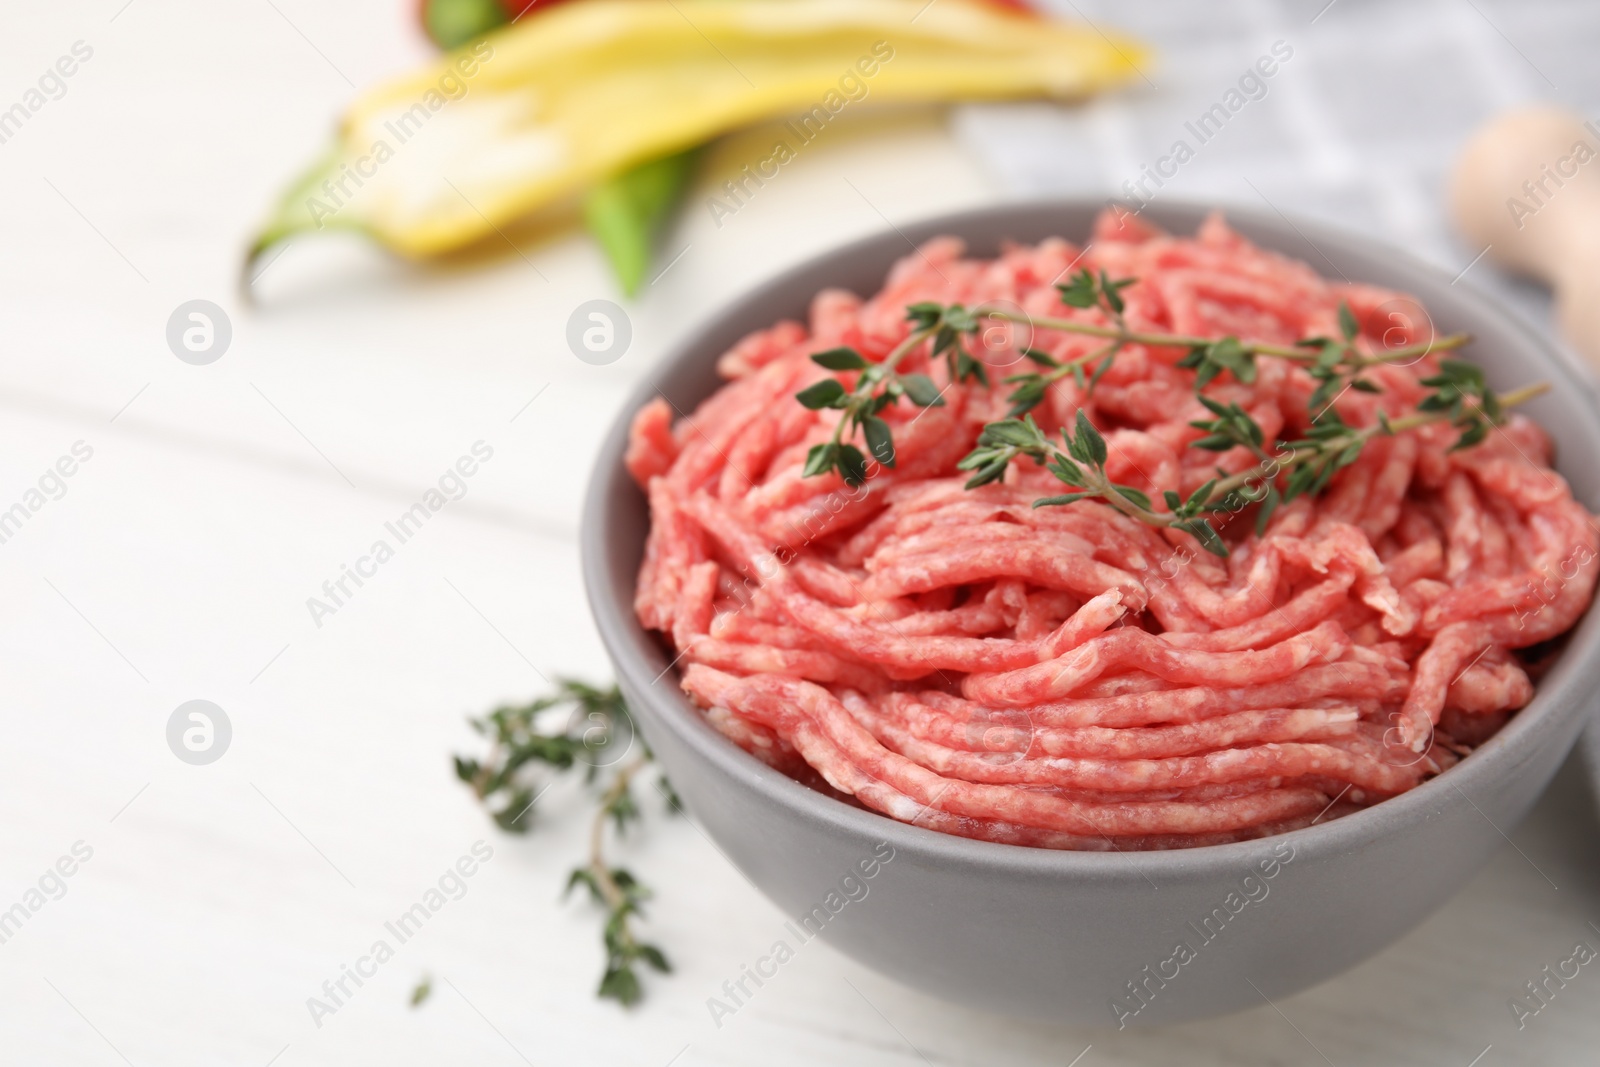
[967, 270, 1467, 417]
[959, 382, 1549, 558]
[454, 679, 672, 1006]
[795, 273, 1495, 555]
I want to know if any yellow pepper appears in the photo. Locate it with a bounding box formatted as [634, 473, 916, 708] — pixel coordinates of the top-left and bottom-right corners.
[247, 0, 1145, 267]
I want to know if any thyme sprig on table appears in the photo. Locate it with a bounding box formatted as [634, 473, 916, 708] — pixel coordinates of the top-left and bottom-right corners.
[454, 680, 672, 1006]
[564, 753, 670, 1006]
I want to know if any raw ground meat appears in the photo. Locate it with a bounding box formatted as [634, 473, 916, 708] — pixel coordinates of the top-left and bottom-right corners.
[627, 210, 1600, 850]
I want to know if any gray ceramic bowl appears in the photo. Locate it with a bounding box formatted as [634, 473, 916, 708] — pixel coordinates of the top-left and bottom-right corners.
[581, 199, 1600, 1025]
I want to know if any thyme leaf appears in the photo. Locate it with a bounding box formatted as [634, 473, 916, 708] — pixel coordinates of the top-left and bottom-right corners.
[792, 330, 947, 485]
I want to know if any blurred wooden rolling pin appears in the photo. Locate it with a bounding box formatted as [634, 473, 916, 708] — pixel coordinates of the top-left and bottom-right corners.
[1451, 106, 1600, 366]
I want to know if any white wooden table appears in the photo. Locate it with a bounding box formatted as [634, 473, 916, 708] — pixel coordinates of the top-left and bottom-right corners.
[3, 1, 1599, 1064]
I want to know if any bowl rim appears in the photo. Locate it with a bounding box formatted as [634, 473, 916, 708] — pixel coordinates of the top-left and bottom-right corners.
[581, 195, 1600, 878]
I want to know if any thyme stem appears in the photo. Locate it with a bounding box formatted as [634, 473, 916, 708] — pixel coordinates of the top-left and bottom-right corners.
[980, 307, 1468, 366]
[588, 755, 649, 916]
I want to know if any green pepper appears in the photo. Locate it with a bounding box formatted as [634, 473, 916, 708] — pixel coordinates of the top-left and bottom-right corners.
[581, 148, 701, 296]
[420, 0, 508, 50]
